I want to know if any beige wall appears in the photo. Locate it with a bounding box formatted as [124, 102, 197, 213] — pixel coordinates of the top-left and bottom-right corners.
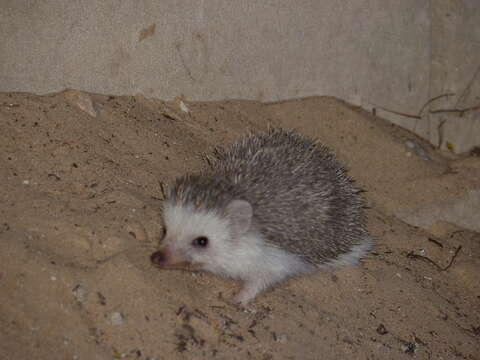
[1, 0, 478, 152]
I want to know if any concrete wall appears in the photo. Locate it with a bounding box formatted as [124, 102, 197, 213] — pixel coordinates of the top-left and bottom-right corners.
[1, 0, 478, 152]
[426, 0, 480, 153]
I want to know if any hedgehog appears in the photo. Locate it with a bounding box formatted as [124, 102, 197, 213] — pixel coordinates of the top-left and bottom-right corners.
[150, 128, 372, 305]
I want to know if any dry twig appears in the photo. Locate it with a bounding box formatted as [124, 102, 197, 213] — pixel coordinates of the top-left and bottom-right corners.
[429, 105, 480, 116]
[406, 246, 462, 271]
[373, 106, 421, 119]
[418, 93, 455, 116]
[372, 92, 455, 120]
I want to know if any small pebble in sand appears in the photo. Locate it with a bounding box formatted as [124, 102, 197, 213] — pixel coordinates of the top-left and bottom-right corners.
[376, 324, 388, 335]
[179, 100, 189, 113]
[404, 139, 431, 161]
[108, 312, 125, 326]
[400, 341, 417, 354]
[72, 284, 87, 304]
[22, 180, 30, 185]
[276, 334, 288, 343]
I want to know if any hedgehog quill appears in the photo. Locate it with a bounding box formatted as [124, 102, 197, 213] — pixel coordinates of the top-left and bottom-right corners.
[150, 129, 372, 305]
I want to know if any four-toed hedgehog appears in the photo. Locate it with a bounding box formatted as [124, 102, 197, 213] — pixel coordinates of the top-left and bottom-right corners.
[151, 128, 372, 305]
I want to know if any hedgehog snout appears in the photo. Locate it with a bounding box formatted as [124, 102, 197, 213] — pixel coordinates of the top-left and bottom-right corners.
[150, 250, 167, 266]
[150, 246, 191, 270]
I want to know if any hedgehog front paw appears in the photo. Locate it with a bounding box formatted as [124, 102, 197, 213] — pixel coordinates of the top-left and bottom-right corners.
[233, 291, 254, 307]
[233, 279, 265, 307]
[231, 295, 257, 313]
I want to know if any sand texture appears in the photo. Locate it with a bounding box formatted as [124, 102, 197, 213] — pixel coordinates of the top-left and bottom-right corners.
[1, 91, 479, 360]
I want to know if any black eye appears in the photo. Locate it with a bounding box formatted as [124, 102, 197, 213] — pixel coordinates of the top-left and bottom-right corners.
[192, 236, 209, 247]
[162, 227, 167, 238]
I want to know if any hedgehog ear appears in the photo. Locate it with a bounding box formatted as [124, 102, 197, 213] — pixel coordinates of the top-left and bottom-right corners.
[225, 199, 253, 236]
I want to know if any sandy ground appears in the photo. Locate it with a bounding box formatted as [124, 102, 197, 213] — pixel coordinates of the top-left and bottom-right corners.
[0, 90, 479, 360]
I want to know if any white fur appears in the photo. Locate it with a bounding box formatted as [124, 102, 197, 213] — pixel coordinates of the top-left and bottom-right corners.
[162, 203, 371, 304]
[322, 238, 373, 268]
[162, 203, 231, 267]
[162, 203, 314, 304]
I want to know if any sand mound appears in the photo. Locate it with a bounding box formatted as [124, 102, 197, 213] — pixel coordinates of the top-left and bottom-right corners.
[1, 91, 479, 359]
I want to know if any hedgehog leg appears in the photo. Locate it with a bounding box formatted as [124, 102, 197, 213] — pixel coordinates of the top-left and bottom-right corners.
[234, 279, 268, 306]
[233, 247, 312, 305]
[234, 271, 287, 306]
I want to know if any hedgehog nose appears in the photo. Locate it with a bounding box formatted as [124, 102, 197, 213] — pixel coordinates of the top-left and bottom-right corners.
[150, 251, 166, 265]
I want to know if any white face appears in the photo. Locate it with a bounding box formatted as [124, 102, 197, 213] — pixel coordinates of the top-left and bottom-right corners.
[159, 203, 233, 271]
[151, 199, 256, 279]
